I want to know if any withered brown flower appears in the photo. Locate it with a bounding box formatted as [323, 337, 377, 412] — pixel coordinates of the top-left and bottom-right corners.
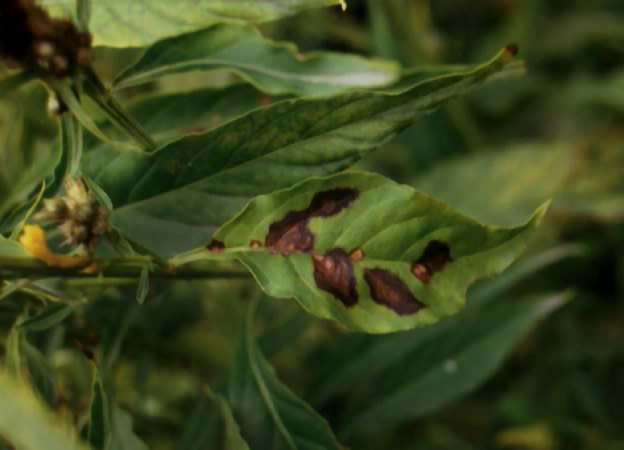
[34, 178, 109, 251]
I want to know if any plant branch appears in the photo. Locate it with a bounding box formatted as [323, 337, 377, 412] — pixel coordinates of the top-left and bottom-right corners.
[0, 257, 250, 280]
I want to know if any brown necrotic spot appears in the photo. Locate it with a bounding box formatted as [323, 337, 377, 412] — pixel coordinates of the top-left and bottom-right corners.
[307, 188, 359, 218]
[411, 240, 452, 285]
[313, 248, 358, 307]
[350, 248, 364, 262]
[249, 240, 262, 249]
[266, 211, 314, 255]
[266, 188, 359, 256]
[365, 268, 425, 315]
[207, 239, 225, 252]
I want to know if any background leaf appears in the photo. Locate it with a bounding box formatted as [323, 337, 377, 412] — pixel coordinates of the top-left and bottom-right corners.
[41, 0, 346, 47]
[338, 292, 571, 439]
[115, 24, 399, 97]
[226, 300, 343, 450]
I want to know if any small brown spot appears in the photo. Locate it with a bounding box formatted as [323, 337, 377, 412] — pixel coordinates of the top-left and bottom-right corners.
[411, 241, 452, 285]
[265, 188, 359, 256]
[260, 95, 272, 107]
[207, 239, 225, 252]
[313, 248, 358, 307]
[249, 240, 262, 249]
[505, 43, 519, 57]
[365, 268, 425, 315]
[350, 248, 364, 262]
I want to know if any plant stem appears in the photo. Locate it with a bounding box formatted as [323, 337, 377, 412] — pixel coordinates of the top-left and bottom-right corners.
[82, 67, 157, 151]
[0, 257, 250, 280]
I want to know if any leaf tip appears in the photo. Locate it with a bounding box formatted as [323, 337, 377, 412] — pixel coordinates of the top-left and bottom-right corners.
[531, 199, 552, 225]
[339, 0, 347, 11]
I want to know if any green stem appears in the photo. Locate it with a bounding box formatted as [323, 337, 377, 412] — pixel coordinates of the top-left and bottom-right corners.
[0, 257, 250, 280]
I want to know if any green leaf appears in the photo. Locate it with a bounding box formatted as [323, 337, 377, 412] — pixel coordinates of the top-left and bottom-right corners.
[85, 84, 273, 151]
[338, 292, 571, 438]
[413, 143, 571, 226]
[88, 363, 111, 450]
[413, 141, 624, 224]
[115, 24, 399, 97]
[0, 371, 90, 450]
[19, 304, 75, 333]
[0, 235, 29, 257]
[85, 48, 515, 256]
[226, 300, 344, 450]
[205, 172, 546, 333]
[109, 408, 148, 450]
[41, 0, 347, 48]
[136, 267, 150, 304]
[177, 388, 250, 450]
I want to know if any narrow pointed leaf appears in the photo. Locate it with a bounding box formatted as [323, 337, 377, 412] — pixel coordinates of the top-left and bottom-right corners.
[226, 301, 344, 450]
[41, 0, 346, 48]
[84, 47, 516, 256]
[208, 172, 546, 333]
[88, 363, 111, 450]
[177, 389, 250, 450]
[115, 24, 399, 96]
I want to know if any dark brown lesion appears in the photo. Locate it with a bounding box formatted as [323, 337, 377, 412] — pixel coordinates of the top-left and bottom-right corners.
[207, 239, 225, 252]
[313, 248, 358, 307]
[365, 268, 425, 315]
[411, 240, 452, 285]
[265, 188, 359, 256]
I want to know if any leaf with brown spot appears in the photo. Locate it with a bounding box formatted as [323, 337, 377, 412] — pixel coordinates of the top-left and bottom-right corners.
[202, 172, 547, 333]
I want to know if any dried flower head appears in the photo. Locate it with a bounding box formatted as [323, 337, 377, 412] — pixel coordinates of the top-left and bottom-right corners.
[34, 178, 109, 251]
[0, 0, 92, 77]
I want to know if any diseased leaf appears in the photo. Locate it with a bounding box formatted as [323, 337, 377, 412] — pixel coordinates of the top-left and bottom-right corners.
[226, 300, 343, 450]
[204, 172, 546, 333]
[0, 371, 90, 450]
[115, 24, 399, 97]
[338, 292, 571, 438]
[41, 0, 346, 48]
[84, 47, 516, 256]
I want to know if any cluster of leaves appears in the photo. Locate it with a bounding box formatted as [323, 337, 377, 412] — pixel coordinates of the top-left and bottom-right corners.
[0, 1, 622, 450]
